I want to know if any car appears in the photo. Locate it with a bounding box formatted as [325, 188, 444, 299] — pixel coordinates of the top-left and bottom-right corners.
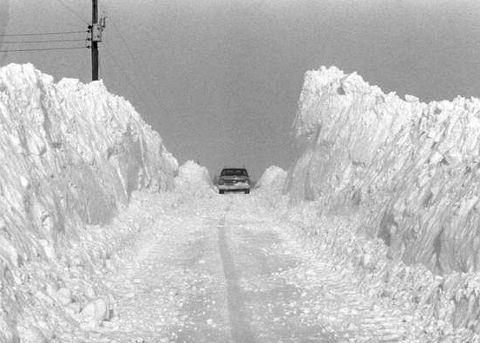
[217, 168, 251, 194]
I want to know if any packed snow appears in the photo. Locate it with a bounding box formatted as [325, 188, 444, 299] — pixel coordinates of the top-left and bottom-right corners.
[62, 192, 453, 342]
[0, 63, 479, 342]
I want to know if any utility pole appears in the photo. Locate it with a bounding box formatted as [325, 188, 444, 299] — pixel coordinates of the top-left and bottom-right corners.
[89, 0, 105, 81]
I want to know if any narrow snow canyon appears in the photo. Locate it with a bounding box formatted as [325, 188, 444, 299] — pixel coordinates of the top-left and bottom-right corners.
[0, 64, 479, 342]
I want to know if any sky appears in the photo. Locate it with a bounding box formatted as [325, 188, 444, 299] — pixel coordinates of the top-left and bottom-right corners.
[1, 0, 480, 180]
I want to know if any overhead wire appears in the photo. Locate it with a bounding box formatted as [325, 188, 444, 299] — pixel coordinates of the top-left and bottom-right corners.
[0, 30, 88, 53]
[53, 0, 89, 24]
[101, 42, 147, 106]
[0, 46, 86, 53]
[2, 39, 85, 44]
[0, 3, 89, 61]
[103, 40, 158, 118]
[0, 0, 153, 109]
[102, 1, 163, 117]
[0, 1, 88, 54]
[106, 16, 137, 64]
[0, 30, 87, 37]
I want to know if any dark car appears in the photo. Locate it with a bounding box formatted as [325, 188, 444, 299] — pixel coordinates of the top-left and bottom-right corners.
[217, 168, 251, 194]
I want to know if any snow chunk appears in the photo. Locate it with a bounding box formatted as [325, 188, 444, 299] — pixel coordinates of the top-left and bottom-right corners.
[55, 288, 72, 305]
[80, 298, 111, 328]
[404, 94, 419, 102]
[175, 160, 215, 196]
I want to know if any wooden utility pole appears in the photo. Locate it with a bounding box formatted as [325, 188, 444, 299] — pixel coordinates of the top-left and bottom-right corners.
[91, 0, 98, 80]
[89, 0, 105, 81]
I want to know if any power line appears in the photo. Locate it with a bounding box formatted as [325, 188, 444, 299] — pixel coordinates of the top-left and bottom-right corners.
[108, 16, 136, 63]
[102, 43, 140, 94]
[0, 46, 86, 53]
[101, 7, 163, 118]
[102, 42, 155, 114]
[102, 2, 144, 70]
[0, 30, 86, 37]
[53, 0, 88, 24]
[2, 39, 85, 44]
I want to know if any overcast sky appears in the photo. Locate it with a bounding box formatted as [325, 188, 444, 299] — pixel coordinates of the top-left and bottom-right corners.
[2, 0, 480, 179]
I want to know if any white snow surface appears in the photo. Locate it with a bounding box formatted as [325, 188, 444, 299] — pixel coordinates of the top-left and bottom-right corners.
[174, 160, 216, 196]
[0, 64, 177, 341]
[255, 165, 287, 192]
[285, 65, 480, 337]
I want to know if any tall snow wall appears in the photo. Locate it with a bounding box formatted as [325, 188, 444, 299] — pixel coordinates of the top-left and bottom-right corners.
[0, 63, 177, 259]
[286, 66, 480, 275]
[0, 64, 177, 341]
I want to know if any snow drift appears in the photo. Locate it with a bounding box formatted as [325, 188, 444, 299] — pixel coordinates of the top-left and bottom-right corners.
[175, 160, 215, 196]
[255, 165, 287, 193]
[0, 64, 177, 341]
[285, 66, 480, 336]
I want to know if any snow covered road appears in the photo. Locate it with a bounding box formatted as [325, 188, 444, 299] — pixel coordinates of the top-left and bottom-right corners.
[73, 193, 428, 342]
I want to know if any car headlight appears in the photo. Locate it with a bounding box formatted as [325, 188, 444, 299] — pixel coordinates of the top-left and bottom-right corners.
[218, 180, 225, 185]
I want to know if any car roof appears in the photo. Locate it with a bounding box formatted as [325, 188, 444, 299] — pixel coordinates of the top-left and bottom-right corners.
[221, 168, 247, 171]
[220, 168, 249, 175]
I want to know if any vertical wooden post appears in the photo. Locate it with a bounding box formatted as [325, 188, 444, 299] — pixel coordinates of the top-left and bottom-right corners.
[91, 0, 99, 81]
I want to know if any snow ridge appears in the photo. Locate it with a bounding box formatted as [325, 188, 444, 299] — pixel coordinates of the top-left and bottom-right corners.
[286, 66, 480, 335]
[0, 64, 177, 341]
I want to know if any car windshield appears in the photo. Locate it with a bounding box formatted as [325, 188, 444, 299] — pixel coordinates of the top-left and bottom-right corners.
[221, 169, 248, 177]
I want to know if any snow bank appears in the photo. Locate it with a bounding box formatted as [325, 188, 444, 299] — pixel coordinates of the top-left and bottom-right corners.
[174, 160, 215, 197]
[286, 66, 480, 336]
[255, 165, 287, 192]
[0, 64, 177, 341]
[252, 166, 288, 212]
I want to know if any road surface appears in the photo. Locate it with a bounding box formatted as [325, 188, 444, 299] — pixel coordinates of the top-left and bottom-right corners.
[71, 193, 421, 342]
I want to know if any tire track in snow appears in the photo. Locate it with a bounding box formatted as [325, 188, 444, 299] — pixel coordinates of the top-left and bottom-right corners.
[217, 214, 256, 343]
